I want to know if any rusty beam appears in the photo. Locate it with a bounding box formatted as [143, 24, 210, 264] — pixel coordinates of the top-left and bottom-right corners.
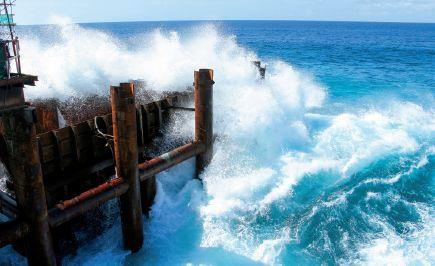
[54, 177, 124, 211]
[194, 69, 214, 178]
[48, 142, 204, 228]
[0, 219, 30, 249]
[1, 107, 57, 265]
[138, 142, 205, 181]
[110, 82, 143, 252]
[48, 179, 128, 227]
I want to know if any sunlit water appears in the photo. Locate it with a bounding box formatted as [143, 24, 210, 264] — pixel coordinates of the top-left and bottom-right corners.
[1, 20, 434, 265]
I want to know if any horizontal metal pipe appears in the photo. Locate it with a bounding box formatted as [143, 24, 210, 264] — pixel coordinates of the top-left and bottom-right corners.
[49, 180, 129, 227]
[48, 142, 205, 228]
[0, 219, 30, 248]
[54, 178, 124, 211]
[139, 142, 205, 181]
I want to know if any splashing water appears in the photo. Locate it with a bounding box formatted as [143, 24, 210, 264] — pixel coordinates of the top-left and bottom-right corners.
[1, 21, 434, 265]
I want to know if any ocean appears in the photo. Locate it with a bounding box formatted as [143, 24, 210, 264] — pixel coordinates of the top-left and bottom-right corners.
[1, 20, 434, 265]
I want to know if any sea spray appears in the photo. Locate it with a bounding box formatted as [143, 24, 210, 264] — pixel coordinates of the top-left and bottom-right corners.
[19, 21, 260, 99]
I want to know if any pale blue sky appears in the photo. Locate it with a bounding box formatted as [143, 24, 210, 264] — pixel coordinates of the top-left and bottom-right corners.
[15, 0, 435, 25]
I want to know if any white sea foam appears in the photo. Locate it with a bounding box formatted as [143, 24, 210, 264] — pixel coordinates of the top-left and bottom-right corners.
[200, 100, 434, 264]
[355, 203, 434, 266]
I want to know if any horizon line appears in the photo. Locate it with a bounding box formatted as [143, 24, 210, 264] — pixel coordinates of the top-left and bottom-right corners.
[18, 18, 435, 27]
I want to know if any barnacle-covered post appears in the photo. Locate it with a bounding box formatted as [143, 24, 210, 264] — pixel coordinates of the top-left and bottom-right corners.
[1, 106, 57, 266]
[194, 69, 214, 178]
[110, 82, 143, 252]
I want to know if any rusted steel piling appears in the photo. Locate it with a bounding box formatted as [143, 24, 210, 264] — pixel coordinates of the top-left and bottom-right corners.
[1, 107, 57, 265]
[110, 82, 144, 252]
[194, 69, 214, 178]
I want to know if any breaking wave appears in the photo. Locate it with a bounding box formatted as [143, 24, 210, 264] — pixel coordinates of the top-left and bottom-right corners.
[1, 21, 434, 265]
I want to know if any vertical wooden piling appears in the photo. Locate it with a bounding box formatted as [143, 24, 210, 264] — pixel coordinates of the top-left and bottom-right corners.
[194, 69, 214, 178]
[110, 82, 143, 252]
[2, 107, 56, 266]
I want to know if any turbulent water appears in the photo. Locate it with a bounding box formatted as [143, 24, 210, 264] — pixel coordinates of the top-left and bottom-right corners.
[1, 20, 434, 265]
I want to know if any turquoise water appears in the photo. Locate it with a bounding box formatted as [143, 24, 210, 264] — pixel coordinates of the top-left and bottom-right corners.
[1, 21, 434, 265]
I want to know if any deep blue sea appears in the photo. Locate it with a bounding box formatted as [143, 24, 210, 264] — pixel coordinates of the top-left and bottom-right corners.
[1, 21, 434, 265]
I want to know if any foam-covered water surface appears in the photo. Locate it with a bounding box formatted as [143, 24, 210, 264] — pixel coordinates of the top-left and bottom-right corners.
[1, 21, 434, 265]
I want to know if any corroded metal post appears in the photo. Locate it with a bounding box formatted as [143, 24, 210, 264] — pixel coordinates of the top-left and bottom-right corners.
[2, 107, 56, 266]
[194, 69, 214, 178]
[110, 82, 143, 252]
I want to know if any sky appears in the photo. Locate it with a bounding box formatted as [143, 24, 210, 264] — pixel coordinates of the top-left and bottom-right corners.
[15, 0, 435, 25]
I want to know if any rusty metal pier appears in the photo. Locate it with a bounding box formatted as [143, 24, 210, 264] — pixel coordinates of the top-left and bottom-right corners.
[0, 69, 215, 265]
